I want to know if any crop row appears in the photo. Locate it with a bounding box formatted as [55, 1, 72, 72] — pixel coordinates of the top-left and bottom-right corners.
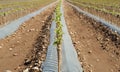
[68, 0, 120, 17]
[54, 0, 63, 72]
[0, 0, 55, 16]
[69, 0, 120, 7]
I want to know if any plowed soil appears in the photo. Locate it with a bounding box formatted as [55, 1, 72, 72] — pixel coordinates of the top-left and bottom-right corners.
[69, 1, 120, 27]
[64, 2, 120, 72]
[0, 5, 55, 72]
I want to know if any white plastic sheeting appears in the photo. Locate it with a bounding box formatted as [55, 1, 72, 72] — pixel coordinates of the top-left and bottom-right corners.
[68, 2, 120, 34]
[0, 2, 56, 39]
[61, 3, 83, 72]
[42, 2, 83, 72]
[42, 20, 58, 72]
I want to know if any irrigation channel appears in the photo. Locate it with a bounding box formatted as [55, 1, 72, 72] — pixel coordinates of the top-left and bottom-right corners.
[0, 0, 120, 72]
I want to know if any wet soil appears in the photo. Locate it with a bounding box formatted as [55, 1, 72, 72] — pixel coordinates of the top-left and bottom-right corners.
[64, 2, 120, 72]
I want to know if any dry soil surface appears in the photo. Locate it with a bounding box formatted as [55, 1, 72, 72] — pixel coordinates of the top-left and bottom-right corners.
[64, 2, 120, 72]
[0, 5, 55, 72]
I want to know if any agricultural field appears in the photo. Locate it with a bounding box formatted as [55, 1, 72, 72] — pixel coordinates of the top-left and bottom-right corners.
[68, 0, 120, 26]
[0, 0, 120, 72]
[0, 0, 55, 26]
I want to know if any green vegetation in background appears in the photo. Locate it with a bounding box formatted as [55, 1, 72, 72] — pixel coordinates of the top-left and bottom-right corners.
[54, 0, 63, 72]
[68, 0, 120, 16]
[70, 0, 120, 6]
[0, 0, 55, 16]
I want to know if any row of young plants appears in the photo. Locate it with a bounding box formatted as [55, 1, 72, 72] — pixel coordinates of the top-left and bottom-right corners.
[0, 0, 55, 16]
[68, 0, 120, 17]
[69, 0, 120, 8]
[54, 0, 63, 72]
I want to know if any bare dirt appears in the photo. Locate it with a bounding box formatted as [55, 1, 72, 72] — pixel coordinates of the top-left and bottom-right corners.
[0, 5, 55, 72]
[64, 2, 120, 72]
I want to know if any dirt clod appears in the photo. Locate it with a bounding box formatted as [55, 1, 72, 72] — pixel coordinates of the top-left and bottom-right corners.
[5, 70, 12, 72]
[13, 53, 18, 56]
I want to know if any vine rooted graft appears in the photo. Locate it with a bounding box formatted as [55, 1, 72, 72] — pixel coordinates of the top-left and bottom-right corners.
[54, 0, 63, 72]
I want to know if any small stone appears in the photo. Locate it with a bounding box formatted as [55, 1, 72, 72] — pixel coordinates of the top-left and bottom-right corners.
[18, 36, 21, 39]
[36, 29, 39, 32]
[32, 17, 35, 19]
[73, 42, 76, 45]
[1, 43, 4, 46]
[89, 64, 93, 67]
[42, 45, 46, 49]
[42, 21, 44, 23]
[111, 55, 114, 57]
[96, 59, 100, 62]
[40, 68, 42, 72]
[11, 45, 15, 48]
[23, 68, 29, 72]
[88, 50, 92, 54]
[110, 69, 114, 72]
[16, 66, 21, 69]
[23, 25, 26, 27]
[33, 66, 39, 70]
[38, 60, 42, 64]
[9, 48, 13, 51]
[24, 59, 31, 65]
[115, 64, 119, 68]
[30, 67, 39, 72]
[0, 46, 2, 49]
[38, 52, 41, 55]
[5, 70, 12, 72]
[83, 57, 86, 60]
[30, 28, 35, 31]
[77, 41, 80, 43]
[88, 69, 92, 72]
[78, 52, 80, 55]
[13, 53, 18, 56]
[16, 41, 20, 43]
